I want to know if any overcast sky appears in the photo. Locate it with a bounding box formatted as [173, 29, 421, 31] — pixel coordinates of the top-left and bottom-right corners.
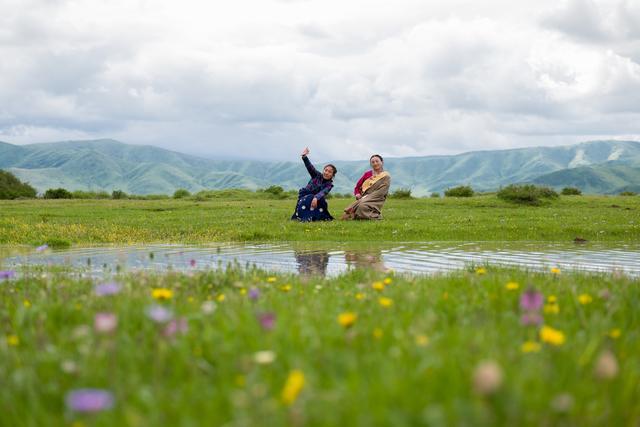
[1, 0, 640, 160]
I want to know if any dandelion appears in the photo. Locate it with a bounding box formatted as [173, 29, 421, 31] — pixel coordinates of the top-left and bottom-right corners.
[520, 289, 543, 312]
[239, 288, 247, 296]
[248, 288, 260, 300]
[95, 282, 121, 296]
[505, 281, 519, 291]
[258, 312, 276, 331]
[550, 267, 561, 275]
[383, 278, 393, 285]
[578, 294, 593, 305]
[23, 299, 31, 308]
[378, 297, 393, 308]
[280, 284, 292, 292]
[594, 350, 619, 380]
[544, 303, 560, 314]
[152, 288, 173, 301]
[373, 328, 384, 339]
[6, 334, 19, 346]
[337, 312, 357, 328]
[163, 318, 188, 338]
[94, 313, 118, 334]
[521, 341, 541, 353]
[540, 325, 565, 346]
[145, 305, 173, 323]
[547, 295, 557, 303]
[372, 281, 384, 291]
[608, 328, 621, 339]
[253, 350, 276, 365]
[216, 294, 225, 302]
[281, 370, 305, 405]
[65, 389, 114, 413]
[415, 334, 429, 347]
[355, 292, 365, 300]
[267, 277, 277, 283]
[472, 361, 503, 395]
[475, 267, 487, 275]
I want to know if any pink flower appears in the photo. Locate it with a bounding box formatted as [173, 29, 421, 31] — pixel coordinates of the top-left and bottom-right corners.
[520, 312, 543, 326]
[520, 289, 543, 312]
[94, 313, 118, 333]
[163, 318, 188, 338]
[66, 389, 114, 413]
[258, 312, 276, 331]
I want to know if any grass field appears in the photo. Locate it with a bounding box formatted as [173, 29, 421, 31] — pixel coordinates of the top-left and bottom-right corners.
[1, 266, 638, 426]
[1, 194, 639, 246]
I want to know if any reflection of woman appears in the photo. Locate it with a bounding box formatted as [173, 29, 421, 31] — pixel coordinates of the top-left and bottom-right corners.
[345, 250, 386, 272]
[295, 250, 330, 276]
[291, 147, 337, 222]
[342, 155, 391, 220]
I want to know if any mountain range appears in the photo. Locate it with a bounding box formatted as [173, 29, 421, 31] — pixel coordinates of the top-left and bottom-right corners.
[1, 139, 640, 196]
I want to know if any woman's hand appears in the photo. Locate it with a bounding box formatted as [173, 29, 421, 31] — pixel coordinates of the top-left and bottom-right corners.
[301, 147, 310, 157]
[311, 197, 318, 209]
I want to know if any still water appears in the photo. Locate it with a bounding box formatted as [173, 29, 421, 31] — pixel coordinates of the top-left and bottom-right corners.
[2, 242, 640, 278]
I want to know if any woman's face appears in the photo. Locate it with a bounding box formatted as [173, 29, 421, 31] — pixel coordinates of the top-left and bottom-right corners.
[322, 166, 335, 180]
[370, 156, 383, 172]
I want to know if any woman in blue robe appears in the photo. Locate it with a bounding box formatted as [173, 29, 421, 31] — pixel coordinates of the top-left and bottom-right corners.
[291, 147, 336, 222]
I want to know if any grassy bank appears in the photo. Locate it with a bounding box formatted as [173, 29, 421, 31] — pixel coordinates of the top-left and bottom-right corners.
[1, 266, 638, 426]
[0, 195, 639, 246]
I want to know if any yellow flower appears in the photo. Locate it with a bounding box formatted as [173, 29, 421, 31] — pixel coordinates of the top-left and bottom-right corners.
[476, 267, 487, 275]
[378, 297, 393, 308]
[280, 284, 292, 292]
[547, 295, 557, 303]
[415, 334, 429, 347]
[337, 312, 357, 328]
[267, 277, 277, 283]
[372, 281, 385, 291]
[216, 294, 226, 302]
[235, 375, 246, 388]
[578, 294, 593, 305]
[442, 292, 449, 300]
[23, 299, 31, 308]
[505, 282, 519, 291]
[281, 370, 305, 405]
[355, 292, 365, 300]
[239, 288, 247, 296]
[373, 328, 384, 339]
[550, 267, 561, 274]
[383, 278, 393, 285]
[608, 328, 621, 339]
[6, 335, 19, 346]
[540, 326, 565, 346]
[521, 341, 541, 353]
[152, 288, 173, 300]
[544, 303, 560, 314]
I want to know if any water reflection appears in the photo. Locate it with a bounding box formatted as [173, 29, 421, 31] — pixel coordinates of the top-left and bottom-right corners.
[345, 249, 386, 272]
[295, 250, 330, 276]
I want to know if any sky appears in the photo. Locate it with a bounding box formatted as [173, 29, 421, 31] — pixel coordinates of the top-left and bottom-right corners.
[1, 0, 640, 161]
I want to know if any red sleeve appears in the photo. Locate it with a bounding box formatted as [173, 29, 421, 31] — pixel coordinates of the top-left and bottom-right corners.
[354, 170, 373, 196]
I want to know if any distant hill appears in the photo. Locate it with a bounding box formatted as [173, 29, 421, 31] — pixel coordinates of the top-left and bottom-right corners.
[1, 139, 640, 195]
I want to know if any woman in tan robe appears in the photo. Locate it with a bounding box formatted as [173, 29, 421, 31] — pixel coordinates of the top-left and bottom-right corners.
[342, 154, 391, 220]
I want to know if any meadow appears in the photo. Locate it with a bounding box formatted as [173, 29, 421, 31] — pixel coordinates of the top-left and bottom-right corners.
[1, 266, 638, 426]
[0, 193, 639, 246]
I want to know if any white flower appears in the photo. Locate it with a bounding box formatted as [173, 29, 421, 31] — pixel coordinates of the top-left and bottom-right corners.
[253, 350, 276, 364]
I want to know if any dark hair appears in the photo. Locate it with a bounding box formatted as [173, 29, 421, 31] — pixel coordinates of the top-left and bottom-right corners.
[325, 164, 337, 177]
[370, 154, 384, 163]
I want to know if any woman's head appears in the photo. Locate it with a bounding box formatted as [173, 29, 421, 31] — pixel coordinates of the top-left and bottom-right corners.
[323, 164, 337, 180]
[370, 154, 384, 172]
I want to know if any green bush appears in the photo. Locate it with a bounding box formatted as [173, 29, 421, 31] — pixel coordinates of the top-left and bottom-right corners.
[444, 185, 474, 197]
[111, 190, 128, 199]
[620, 191, 637, 196]
[0, 170, 37, 199]
[44, 188, 73, 199]
[389, 188, 413, 199]
[430, 192, 440, 198]
[71, 190, 111, 199]
[497, 184, 559, 205]
[173, 189, 191, 199]
[561, 187, 582, 196]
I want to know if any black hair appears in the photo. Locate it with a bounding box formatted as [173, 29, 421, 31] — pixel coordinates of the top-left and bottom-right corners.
[370, 154, 383, 163]
[325, 164, 337, 177]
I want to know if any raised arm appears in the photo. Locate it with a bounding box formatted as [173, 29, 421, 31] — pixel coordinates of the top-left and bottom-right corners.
[301, 147, 321, 178]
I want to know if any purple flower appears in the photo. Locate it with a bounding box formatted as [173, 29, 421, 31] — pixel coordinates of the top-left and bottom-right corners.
[0, 270, 16, 280]
[163, 318, 188, 338]
[520, 312, 543, 326]
[248, 288, 260, 300]
[145, 305, 173, 323]
[258, 312, 276, 331]
[65, 389, 114, 413]
[94, 313, 118, 333]
[35, 244, 49, 252]
[520, 289, 543, 312]
[94, 282, 121, 296]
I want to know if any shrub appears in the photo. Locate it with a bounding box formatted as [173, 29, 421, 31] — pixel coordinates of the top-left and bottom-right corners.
[497, 184, 558, 205]
[390, 188, 413, 199]
[619, 191, 637, 196]
[0, 170, 37, 199]
[561, 187, 582, 196]
[430, 192, 440, 198]
[112, 190, 128, 199]
[44, 188, 73, 199]
[258, 185, 290, 199]
[71, 190, 111, 199]
[444, 185, 474, 197]
[173, 189, 191, 199]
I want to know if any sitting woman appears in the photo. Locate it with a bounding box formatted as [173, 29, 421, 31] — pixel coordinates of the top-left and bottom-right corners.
[342, 154, 391, 220]
[291, 147, 337, 222]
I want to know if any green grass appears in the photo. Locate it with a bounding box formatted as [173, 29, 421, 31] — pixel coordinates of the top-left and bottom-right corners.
[1, 194, 639, 245]
[1, 266, 638, 426]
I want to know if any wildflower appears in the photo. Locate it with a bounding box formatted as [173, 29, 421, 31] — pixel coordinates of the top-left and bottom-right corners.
[355, 292, 365, 300]
[258, 312, 276, 331]
[145, 305, 173, 323]
[505, 282, 519, 291]
[415, 334, 429, 347]
[378, 297, 393, 308]
[383, 278, 393, 285]
[608, 328, 621, 339]
[520, 289, 543, 312]
[550, 267, 561, 274]
[520, 312, 543, 326]
[151, 288, 173, 301]
[94, 282, 121, 296]
[475, 267, 487, 275]
[373, 328, 383, 339]
[35, 244, 49, 252]
[94, 313, 118, 334]
[280, 284, 292, 292]
[551, 393, 574, 413]
[163, 318, 188, 338]
[253, 350, 276, 365]
[0, 270, 16, 280]
[281, 370, 305, 405]
[521, 341, 541, 353]
[248, 288, 260, 300]
[6, 334, 19, 346]
[23, 299, 31, 308]
[239, 288, 247, 295]
[372, 281, 384, 291]
[544, 303, 560, 314]
[540, 325, 565, 346]
[472, 361, 503, 395]
[216, 294, 225, 302]
[547, 295, 557, 303]
[267, 277, 277, 283]
[442, 292, 449, 300]
[201, 301, 216, 314]
[337, 312, 357, 328]
[65, 389, 114, 413]
[578, 294, 593, 305]
[594, 350, 619, 380]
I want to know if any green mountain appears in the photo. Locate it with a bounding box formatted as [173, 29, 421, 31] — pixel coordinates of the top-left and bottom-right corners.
[1, 139, 640, 195]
